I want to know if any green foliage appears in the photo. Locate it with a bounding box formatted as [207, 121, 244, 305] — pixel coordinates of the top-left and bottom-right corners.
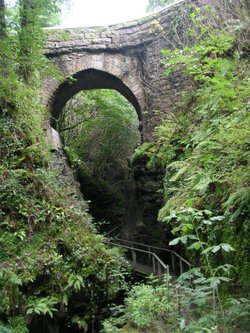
[163, 206, 249, 331]
[168, 206, 235, 297]
[131, 21, 250, 333]
[71, 315, 88, 332]
[138, 26, 250, 282]
[26, 296, 58, 318]
[162, 33, 235, 81]
[46, 29, 72, 41]
[102, 276, 179, 333]
[0, 317, 28, 333]
[0, 113, 128, 330]
[0, 327, 12, 333]
[60, 89, 140, 177]
[34, 0, 71, 27]
[7, 0, 69, 27]
[0, 2, 128, 332]
[103, 272, 250, 332]
[131, 19, 249, 330]
[59, 89, 140, 225]
[124, 282, 175, 328]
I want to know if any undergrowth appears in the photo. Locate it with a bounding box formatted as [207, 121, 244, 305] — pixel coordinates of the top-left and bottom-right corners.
[0, 4, 128, 333]
[103, 7, 250, 333]
[133, 16, 250, 283]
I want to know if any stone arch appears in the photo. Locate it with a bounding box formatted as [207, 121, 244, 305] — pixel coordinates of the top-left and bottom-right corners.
[50, 68, 142, 130]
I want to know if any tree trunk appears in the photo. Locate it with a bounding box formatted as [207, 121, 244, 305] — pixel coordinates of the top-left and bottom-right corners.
[18, 0, 35, 81]
[0, 0, 6, 37]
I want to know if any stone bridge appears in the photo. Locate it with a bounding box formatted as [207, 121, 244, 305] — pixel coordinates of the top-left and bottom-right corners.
[42, 0, 230, 141]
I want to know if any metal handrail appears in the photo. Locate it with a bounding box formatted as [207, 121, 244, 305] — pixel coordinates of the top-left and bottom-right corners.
[104, 226, 120, 238]
[104, 226, 191, 276]
[116, 237, 191, 267]
[106, 240, 169, 278]
[114, 237, 191, 275]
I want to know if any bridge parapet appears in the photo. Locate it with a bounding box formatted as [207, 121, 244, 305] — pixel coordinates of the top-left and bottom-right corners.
[44, 0, 197, 56]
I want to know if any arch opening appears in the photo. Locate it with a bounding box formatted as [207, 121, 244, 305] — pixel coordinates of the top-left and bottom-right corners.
[50, 68, 142, 131]
[50, 72, 142, 231]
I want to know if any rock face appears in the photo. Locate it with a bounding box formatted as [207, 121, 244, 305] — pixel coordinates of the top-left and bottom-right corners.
[120, 156, 169, 245]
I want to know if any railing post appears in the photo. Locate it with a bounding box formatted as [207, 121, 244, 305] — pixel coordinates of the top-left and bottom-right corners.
[176, 285, 180, 315]
[148, 246, 151, 265]
[132, 249, 136, 268]
[180, 259, 183, 275]
[153, 256, 156, 274]
[171, 253, 175, 274]
[105, 237, 191, 279]
[157, 261, 161, 277]
[165, 265, 170, 288]
[212, 287, 216, 315]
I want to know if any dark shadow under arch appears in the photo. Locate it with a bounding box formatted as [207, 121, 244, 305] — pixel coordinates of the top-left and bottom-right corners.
[50, 68, 142, 129]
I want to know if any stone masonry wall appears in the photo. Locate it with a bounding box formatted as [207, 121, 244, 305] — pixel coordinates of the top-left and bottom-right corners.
[43, 0, 237, 140]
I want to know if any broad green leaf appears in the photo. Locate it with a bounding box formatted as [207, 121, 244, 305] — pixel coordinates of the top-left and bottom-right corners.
[218, 276, 231, 282]
[172, 226, 181, 234]
[188, 241, 203, 250]
[63, 293, 68, 305]
[210, 216, 224, 221]
[212, 245, 220, 253]
[180, 236, 188, 244]
[169, 238, 181, 246]
[221, 243, 235, 252]
[188, 235, 199, 240]
[181, 224, 194, 232]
